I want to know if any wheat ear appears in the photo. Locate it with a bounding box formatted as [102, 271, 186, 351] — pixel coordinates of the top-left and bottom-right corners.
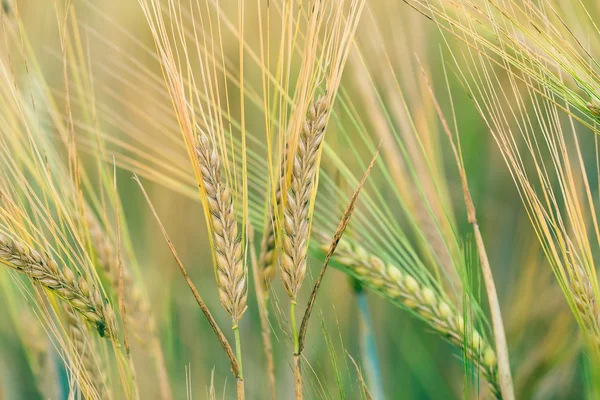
[258, 220, 277, 294]
[86, 212, 172, 400]
[63, 304, 110, 399]
[19, 311, 58, 397]
[196, 132, 247, 325]
[571, 266, 600, 343]
[86, 212, 154, 335]
[258, 140, 289, 296]
[324, 238, 501, 399]
[281, 94, 328, 301]
[0, 234, 118, 341]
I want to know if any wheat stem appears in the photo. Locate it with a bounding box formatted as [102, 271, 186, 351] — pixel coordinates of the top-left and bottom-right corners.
[233, 326, 244, 380]
[291, 301, 302, 399]
[233, 325, 245, 399]
[356, 285, 384, 400]
[293, 354, 303, 400]
[236, 378, 245, 400]
[291, 301, 299, 353]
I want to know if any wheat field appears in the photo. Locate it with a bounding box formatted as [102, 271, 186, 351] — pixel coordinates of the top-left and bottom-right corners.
[0, 0, 599, 399]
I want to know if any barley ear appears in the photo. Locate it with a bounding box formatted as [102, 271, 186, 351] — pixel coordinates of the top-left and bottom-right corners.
[0, 234, 119, 341]
[571, 266, 600, 344]
[258, 140, 289, 296]
[63, 304, 110, 399]
[281, 94, 328, 300]
[196, 133, 248, 324]
[325, 238, 502, 399]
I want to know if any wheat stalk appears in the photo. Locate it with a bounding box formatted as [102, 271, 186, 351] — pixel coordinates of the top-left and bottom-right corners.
[323, 238, 501, 399]
[0, 233, 118, 341]
[196, 132, 248, 325]
[280, 94, 328, 301]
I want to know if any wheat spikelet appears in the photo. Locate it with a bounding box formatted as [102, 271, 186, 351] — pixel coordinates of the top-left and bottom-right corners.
[0, 233, 118, 341]
[196, 132, 247, 325]
[323, 238, 501, 399]
[63, 304, 110, 399]
[280, 94, 328, 300]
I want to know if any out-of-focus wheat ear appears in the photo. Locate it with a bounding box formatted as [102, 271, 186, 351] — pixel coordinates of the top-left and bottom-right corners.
[0, 233, 118, 341]
[258, 217, 277, 295]
[258, 140, 289, 297]
[63, 303, 111, 399]
[86, 211, 155, 335]
[249, 224, 276, 399]
[571, 266, 600, 342]
[196, 132, 248, 325]
[280, 94, 328, 301]
[324, 238, 502, 399]
[20, 310, 59, 397]
[85, 211, 172, 400]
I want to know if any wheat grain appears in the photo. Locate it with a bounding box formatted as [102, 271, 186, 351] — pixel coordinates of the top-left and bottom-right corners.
[196, 132, 247, 325]
[280, 94, 328, 300]
[323, 238, 501, 399]
[0, 233, 118, 341]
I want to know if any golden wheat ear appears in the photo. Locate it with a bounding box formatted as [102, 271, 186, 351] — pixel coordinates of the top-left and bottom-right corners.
[196, 132, 248, 325]
[280, 94, 329, 301]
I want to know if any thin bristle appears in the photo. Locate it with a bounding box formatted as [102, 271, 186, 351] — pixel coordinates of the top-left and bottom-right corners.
[281, 94, 329, 300]
[325, 238, 501, 399]
[196, 133, 248, 324]
[0, 234, 118, 341]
